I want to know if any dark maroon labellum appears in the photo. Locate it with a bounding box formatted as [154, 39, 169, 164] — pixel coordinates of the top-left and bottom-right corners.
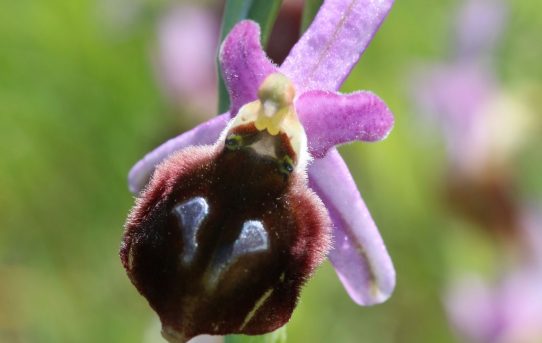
[120, 125, 330, 342]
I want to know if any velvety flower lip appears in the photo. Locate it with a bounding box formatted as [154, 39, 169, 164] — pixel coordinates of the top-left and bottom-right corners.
[129, 0, 395, 306]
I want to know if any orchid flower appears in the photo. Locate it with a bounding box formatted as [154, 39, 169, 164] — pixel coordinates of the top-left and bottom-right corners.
[122, 0, 395, 341]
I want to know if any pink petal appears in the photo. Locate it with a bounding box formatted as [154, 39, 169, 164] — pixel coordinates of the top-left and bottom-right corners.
[219, 20, 278, 116]
[128, 114, 229, 194]
[297, 90, 394, 158]
[280, 0, 394, 92]
[308, 148, 395, 305]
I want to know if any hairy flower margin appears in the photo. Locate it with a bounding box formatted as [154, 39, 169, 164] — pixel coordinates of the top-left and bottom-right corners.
[129, 0, 396, 308]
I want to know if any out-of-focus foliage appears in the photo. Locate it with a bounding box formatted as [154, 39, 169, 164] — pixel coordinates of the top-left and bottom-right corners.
[0, 0, 540, 342]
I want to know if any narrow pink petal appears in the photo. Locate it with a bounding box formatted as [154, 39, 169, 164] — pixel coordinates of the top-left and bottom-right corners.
[308, 148, 395, 305]
[280, 0, 394, 92]
[219, 20, 278, 116]
[128, 114, 229, 194]
[297, 90, 394, 158]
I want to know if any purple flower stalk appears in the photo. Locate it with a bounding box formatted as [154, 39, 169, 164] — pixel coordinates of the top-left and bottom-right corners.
[122, 0, 395, 340]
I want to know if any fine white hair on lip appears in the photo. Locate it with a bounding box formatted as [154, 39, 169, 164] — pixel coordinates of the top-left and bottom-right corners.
[295, 126, 310, 175]
[215, 116, 237, 148]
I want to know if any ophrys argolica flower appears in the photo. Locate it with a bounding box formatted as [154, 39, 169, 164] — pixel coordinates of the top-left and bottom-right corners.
[121, 0, 396, 341]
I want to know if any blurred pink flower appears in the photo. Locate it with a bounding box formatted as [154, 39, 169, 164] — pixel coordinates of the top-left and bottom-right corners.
[411, 0, 533, 177]
[155, 4, 220, 118]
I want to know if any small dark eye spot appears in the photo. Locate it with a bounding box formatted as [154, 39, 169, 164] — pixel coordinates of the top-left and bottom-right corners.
[283, 161, 293, 173]
[225, 135, 242, 150]
[279, 156, 294, 176]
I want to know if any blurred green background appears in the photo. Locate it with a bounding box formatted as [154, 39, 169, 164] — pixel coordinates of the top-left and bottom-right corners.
[1, 0, 541, 342]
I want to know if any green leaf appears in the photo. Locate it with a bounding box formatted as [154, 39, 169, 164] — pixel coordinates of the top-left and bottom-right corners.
[246, 1, 283, 47]
[217, 0, 284, 114]
[301, 0, 324, 33]
[224, 326, 288, 343]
